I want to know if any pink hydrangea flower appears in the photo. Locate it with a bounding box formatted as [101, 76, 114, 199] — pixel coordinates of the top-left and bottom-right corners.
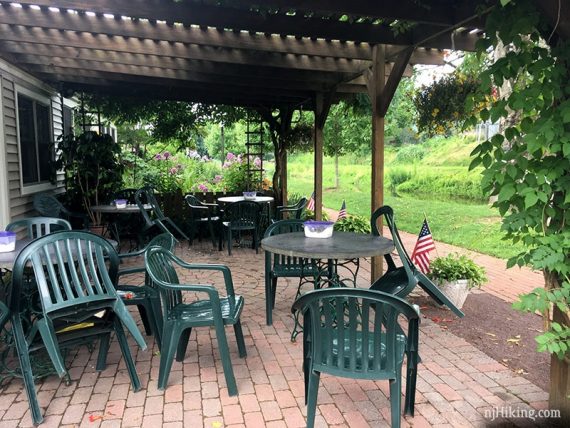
[198, 183, 209, 192]
[254, 157, 262, 167]
[226, 152, 236, 161]
[169, 167, 178, 175]
[214, 175, 222, 183]
[163, 151, 171, 160]
[154, 153, 163, 161]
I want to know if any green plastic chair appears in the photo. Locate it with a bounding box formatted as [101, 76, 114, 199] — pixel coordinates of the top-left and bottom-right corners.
[184, 194, 220, 248]
[274, 197, 307, 221]
[145, 247, 246, 394]
[221, 200, 261, 255]
[292, 288, 420, 428]
[32, 193, 89, 229]
[264, 219, 321, 325]
[369, 206, 464, 317]
[6, 217, 72, 238]
[9, 231, 147, 425]
[117, 233, 176, 349]
[135, 187, 190, 244]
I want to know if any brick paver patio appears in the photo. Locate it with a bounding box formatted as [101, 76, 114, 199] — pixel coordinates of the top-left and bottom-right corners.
[0, 236, 550, 427]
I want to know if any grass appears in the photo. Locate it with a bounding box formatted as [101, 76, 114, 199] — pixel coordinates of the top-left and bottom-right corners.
[286, 144, 524, 260]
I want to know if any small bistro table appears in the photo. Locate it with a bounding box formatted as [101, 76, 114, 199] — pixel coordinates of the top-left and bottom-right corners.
[216, 196, 274, 204]
[90, 204, 151, 246]
[261, 231, 395, 338]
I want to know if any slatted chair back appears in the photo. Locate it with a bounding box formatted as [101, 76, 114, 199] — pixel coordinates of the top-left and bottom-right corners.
[264, 219, 307, 276]
[135, 187, 163, 227]
[225, 200, 261, 229]
[275, 197, 308, 220]
[33, 193, 64, 218]
[292, 288, 420, 427]
[370, 206, 417, 297]
[6, 217, 72, 239]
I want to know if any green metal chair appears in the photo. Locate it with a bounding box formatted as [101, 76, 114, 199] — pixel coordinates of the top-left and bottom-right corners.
[184, 194, 220, 248]
[6, 217, 72, 238]
[292, 288, 420, 428]
[264, 219, 321, 325]
[9, 231, 147, 425]
[145, 247, 246, 394]
[274, 197, 307, 221]
[32, 193, 89, 229]
[369, 206, 464, 317]
[117, 233, 176, 349]
[135, 187, 190, 244]
[221, 200, 261, 256]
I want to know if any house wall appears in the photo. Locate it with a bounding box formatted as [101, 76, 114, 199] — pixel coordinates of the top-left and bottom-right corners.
[0, 58, 65, 226]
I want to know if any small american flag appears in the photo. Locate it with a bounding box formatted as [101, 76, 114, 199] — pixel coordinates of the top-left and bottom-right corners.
[306, 192, 315, 211]
[411, 218, 436, 273]
[337, 200, 347, 219]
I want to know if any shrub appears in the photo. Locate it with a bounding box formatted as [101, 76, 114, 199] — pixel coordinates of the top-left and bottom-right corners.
[395, 169, 485, 202]
[387, 167, 412, 196]
[302, 210, 329, 221]
[334, 215, 371, 234]
[393, 127, 420, 146]
[393, 145, 426, 163]
[429, 253, 487, 289]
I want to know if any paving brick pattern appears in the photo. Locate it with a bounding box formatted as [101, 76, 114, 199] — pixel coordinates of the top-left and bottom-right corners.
[0, 238, 549, 427]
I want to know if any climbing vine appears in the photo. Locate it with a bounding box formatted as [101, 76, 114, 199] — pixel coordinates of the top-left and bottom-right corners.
[467, 0, 570, 359]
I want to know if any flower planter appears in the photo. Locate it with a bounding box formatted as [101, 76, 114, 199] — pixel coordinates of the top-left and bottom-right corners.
[435, 279, 470, 309]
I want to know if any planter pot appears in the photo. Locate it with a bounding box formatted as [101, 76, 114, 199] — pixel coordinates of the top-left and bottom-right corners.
[89, 225, 106, 236]
[435, 279, 470, 309]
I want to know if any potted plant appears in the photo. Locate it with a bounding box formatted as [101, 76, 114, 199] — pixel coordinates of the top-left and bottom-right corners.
[54, 131, 124, 228]
[428, 253, 487, 309]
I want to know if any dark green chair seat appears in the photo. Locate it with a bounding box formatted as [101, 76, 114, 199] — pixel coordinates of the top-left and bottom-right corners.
[292, 288, 420, 428]
[369, 206, 464, 317]
[264, 219, 321, 325]
[145, 247, 247, 394]
[117, 233, 175, 349]
[9, 231, 147, 425]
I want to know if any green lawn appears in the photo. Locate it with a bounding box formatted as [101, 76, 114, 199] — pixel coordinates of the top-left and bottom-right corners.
[286, 152, 523, 260]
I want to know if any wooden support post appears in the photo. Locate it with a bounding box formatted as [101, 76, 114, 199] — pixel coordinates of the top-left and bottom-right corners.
[314, 92, 332, 221]
[282, 150, 288, 206]
[369, 45, 386, 282]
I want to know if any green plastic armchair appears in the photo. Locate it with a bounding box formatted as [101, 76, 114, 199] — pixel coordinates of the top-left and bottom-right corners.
[145, 247, 246, 394]
[184, 194, 220, 248]
[6, 217, 72, 238]
[369, 206, 464, 317]
[274, 197, 308, 221]
[9, 231, 147, 425]
[135, 187, 190, 244]
[264, 219, 321, 325]
[292, 288, 420, 428]
[117, 233, 176, 349]
[221, 200, 261, 255]
[32, 193, 89, 229]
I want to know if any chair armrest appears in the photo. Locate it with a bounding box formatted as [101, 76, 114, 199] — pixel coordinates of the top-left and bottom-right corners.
[117, 266, 146, 279]
[174, 260, 236, 295]
[118, 247, 146, 260]
[158, 282, 222, 304]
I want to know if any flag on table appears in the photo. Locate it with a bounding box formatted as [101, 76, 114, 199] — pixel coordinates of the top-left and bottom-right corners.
[411, 218, 436, 273]
[337, 200, 347, 219]
[306, 192, 315, 211]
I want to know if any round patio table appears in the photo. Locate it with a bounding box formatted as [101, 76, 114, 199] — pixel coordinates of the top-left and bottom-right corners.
[217, 196, 274, 204]
[90, 204, 151, 246]
[261, 231, 394, 339]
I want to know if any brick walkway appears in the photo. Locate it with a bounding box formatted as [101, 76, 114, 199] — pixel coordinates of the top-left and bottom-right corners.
[0, 239, 550, 427]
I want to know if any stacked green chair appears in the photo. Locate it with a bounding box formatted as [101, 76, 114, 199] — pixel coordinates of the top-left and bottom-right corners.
[274, 197, 308, 221]
[6, 217, 71, 238]
[184, 194, 220, 248]
[117, 233, 176, 349]
[135, 187, 190, 244]
[145, 247, 246, 394]
[264, 219, 321, 325]
[32, 193, 89, 229]
[9, 231, 147, 424]
[369, 206, 464, 317]
[220, 200, 261, 255]
[292, 288, 420, 428]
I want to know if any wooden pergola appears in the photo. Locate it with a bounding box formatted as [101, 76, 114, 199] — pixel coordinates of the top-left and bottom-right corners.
[0, 0, 551, 279]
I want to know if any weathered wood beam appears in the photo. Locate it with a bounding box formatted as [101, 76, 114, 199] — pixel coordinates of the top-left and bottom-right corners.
[0, 3, 370, 60]
[0, 24, 366, 73]
[2, 1, 480, 50]
[379, 46, 413, 116]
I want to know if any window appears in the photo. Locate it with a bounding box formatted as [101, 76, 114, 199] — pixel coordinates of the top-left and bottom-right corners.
[17, 92, 53, 186]
[62, 104, 73, 136]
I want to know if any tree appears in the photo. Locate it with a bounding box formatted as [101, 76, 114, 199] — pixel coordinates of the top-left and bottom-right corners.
[467, 0, 570, 418]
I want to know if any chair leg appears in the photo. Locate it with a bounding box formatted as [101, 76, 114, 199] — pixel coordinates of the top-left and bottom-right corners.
[265, 273, 273, 326]
[404, 359, 417, 416]
[214, 322, 238, 396]
[36, 319, 67, 378]
[114, 317, 141, 392]
[389, 375, 402, 428]
[158, 324, 181, 390]
[306, 370, 320, 428]
[137, 304, 153, 336]
[271, 277, 278, 309]
[96, 332, 111, 371]
[150, 296, 164, 350]
[12, 315, 43, 425]
[253, 229, 259, 254]
[233, 321, 247, 358]
[227, 229, 232, 256]
[175, 328, 192, 362]
[208, 220, 217, 248]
